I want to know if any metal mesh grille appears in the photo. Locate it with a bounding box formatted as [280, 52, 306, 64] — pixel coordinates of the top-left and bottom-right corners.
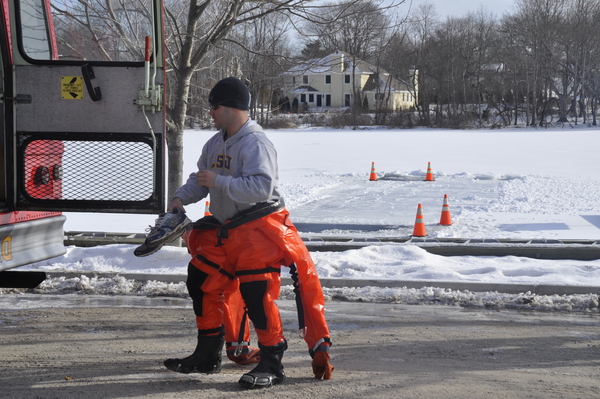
[24, 139, 155, 201]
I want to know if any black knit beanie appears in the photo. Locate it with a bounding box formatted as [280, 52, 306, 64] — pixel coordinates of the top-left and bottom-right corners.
[208, 77, 250, 110]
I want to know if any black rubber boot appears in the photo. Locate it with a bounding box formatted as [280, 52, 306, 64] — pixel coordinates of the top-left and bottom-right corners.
[238, 341, 287, 389]
[164, 333, 224, 374]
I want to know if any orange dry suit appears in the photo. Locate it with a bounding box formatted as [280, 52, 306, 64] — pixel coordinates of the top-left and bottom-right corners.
[183, 199, 331, 354]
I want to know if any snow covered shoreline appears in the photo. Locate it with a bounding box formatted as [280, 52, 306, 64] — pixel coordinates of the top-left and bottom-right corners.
[3, 272, 599, 314]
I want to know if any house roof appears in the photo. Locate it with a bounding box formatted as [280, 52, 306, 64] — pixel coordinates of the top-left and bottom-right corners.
[292, 85, 319, 93]
[285, 51, 371, 75]
[285, 52, 341, 74]
[362, 72, 412, 93]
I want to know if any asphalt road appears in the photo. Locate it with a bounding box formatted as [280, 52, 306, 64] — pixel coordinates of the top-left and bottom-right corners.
[1, 296, 600, 398]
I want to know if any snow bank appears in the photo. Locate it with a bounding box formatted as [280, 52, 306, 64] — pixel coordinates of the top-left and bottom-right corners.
[2, 274, 598, 313]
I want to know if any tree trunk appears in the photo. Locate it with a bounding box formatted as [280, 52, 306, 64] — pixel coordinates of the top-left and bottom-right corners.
[166, 66, 194, 202]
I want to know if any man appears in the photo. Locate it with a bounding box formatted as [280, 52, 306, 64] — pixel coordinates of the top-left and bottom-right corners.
[162, 77, 333, 389]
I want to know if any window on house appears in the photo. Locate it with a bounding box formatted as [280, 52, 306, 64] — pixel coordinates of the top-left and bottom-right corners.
[325, 94, 331, 107]
[309, 94, 314, 103]
[301, 94, 306, 103]
[344, 94, 351, 107]
[292, 76, 296, 84]
[302, 75, 309, 84]
[325, 75, 331, 84]
[344, 75, 351, 84]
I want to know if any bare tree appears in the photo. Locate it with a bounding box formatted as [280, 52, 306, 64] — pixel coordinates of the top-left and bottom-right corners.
[562, 0, 600, 124]
[509, 0, 566, 126]
[302, 0, 404, 128]
[464, 10, 498, 122]
[403, 2, 439, 126]
[163, 0, 381, 198]
[52, 0, 376, 201]
[234, 10, 294, 125]
[583, 1, 600, 125]
[51, 0, 151, 61]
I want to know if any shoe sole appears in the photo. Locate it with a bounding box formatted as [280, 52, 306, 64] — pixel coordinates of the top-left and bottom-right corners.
[164, 359, 222, 374]
[144, 219, 191, 247]
[133, 243, 162, 257]
[238, 371, 285, 389]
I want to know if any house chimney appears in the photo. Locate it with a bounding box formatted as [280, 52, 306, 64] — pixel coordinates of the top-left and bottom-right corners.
[330, 51, 344, 74]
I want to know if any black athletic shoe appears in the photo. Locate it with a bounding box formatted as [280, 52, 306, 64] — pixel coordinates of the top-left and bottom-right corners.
[133, 242, 161, 257]
[133, 209, 191, 257]
[145, 208, 191, 247]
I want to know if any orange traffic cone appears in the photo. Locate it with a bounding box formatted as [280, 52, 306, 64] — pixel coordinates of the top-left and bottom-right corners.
[439, 194, 452, 226]
[412, 203, 427, 237]
[204, 201, 211, 216]
[369, 162, 378, 181]
[425, 162, 434, 181]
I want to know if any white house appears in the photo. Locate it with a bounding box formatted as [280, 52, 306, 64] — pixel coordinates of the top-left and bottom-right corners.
[282, 51, 417, 112]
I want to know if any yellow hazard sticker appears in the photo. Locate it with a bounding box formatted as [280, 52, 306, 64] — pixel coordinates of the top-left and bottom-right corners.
[61, 76, 84, 100]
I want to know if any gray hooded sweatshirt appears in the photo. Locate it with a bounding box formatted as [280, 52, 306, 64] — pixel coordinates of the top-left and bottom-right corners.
[173, 120, 281, 224]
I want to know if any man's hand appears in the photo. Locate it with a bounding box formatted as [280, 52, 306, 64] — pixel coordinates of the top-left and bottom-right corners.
[168, 197, 185, 213]
[196, 169, 217, 188]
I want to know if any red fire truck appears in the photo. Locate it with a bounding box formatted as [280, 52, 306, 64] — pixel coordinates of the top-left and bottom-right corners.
[0, 0, 165, 287]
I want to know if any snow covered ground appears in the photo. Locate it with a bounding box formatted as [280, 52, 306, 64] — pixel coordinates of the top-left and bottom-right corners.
[9, 125, 600, 311]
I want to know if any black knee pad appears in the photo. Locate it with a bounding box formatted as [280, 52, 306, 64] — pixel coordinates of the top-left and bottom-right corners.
[239, 280, 268, 330]
[186, 263, 209, 317]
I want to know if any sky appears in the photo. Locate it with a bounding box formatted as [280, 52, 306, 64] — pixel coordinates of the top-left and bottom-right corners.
[410, 0, 515, 18]
[6, 124, 600, 312]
